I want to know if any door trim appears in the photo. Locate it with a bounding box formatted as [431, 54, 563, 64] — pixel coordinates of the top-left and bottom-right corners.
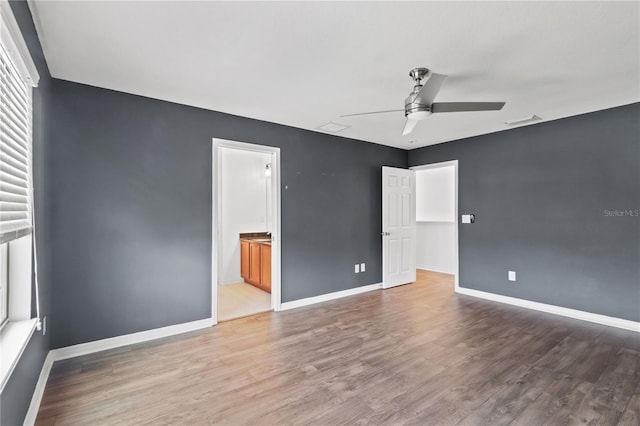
[212, 138, 282, 325]
[410, 160, 459, 291]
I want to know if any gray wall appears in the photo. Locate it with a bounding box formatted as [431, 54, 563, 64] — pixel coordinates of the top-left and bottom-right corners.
[1, 1, 52, 425]
[49, 79, 406, 349]
[409, 104, 640, 322]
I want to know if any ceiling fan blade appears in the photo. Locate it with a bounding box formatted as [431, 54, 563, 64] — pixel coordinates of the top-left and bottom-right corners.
[340, 109, 404, 117]
[413, 73, 448, 105]
[431, 102, 505, 113]
[402, 117, 419, 136]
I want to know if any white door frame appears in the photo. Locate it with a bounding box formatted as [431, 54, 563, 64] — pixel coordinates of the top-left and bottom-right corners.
[410, 160, 459, 291]
[212, 138, 282, 324]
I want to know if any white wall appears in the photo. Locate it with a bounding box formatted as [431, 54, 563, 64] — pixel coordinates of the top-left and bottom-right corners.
[416, 222, 456, 274]
[415, 165, 457, 274]
[220, 147, 272, 285]
[416, 166, 455, 222]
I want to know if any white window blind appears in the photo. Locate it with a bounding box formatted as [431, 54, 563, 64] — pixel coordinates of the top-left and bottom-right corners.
[0, 42, 32, 244]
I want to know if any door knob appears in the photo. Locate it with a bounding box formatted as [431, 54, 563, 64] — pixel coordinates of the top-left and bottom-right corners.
[380, 232, 391, 236]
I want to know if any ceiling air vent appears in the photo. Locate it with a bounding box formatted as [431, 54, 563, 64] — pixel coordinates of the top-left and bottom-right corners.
[504, 115, 542, 126]
[316, 122, 350, 133]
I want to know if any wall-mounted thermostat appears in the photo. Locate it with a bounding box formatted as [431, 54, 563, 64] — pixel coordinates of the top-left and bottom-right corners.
[461, 214, 475, 224]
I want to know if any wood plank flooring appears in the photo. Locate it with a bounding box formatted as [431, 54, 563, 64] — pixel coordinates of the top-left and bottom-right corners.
[36, 270, 640, 425]
[218, 282, 271, 322]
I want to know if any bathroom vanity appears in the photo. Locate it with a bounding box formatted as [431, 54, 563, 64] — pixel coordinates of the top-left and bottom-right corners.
[239, 233, 271, 293]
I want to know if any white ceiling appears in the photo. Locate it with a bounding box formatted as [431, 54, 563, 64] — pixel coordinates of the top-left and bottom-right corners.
[29, 1, 639, 149]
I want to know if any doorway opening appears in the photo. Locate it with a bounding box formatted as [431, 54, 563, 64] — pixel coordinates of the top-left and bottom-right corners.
[212, 139, 281, 323]
[411, 160, 459, 289]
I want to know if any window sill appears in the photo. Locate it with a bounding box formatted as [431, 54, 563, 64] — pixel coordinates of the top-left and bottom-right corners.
[0, 318, 38, 393]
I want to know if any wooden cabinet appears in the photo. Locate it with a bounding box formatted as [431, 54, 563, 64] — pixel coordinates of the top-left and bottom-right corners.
[260, 244, 271, 292]
[240, 241, 250, 280]
[240, 239, 271, 293]
[249, 242, 261, 284]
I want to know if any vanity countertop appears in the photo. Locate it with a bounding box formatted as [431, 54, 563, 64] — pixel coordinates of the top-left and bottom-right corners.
[239, 232, 271, 246]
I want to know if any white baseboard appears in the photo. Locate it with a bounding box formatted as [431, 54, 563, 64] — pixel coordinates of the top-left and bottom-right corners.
[416, 265, 456, 275]
[51, 318, 214, 361]
[456, 287, 640, 332]
[281, 283, 383, 311]
[23, 351, 54, 426]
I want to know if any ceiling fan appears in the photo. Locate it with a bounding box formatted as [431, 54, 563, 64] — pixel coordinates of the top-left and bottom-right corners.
[341, 67, 506, 136]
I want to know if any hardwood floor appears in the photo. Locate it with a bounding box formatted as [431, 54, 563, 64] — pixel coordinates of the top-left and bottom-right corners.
[218, 282, 271, 322]
[36, 270, 640, 425]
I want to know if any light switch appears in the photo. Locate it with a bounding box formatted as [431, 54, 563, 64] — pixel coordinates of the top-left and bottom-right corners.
[462, 214, 475, 224]
[360, 263, 366, 272]
[508, 271, 516, 281]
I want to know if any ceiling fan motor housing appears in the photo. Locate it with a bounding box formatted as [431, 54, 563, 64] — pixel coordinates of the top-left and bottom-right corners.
[405, 67, 432, 118]
[404, 90, 432, 118]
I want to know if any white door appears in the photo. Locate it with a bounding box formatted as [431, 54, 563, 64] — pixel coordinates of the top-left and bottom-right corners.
[382, 166, 416, 288]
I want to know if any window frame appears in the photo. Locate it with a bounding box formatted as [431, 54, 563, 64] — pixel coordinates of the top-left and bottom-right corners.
[0, 242, 8, 328]
[0, 0, 41, 393]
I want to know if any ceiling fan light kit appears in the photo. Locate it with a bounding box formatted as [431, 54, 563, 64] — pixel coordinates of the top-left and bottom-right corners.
[342, 66, 506, 136]
[406, 110, 430, 120]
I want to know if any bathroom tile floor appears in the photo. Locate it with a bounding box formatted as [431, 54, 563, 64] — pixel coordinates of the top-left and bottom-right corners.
[218, 282, 271, 321]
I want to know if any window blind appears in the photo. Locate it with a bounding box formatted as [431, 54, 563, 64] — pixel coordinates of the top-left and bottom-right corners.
[0, 43, 32, 244]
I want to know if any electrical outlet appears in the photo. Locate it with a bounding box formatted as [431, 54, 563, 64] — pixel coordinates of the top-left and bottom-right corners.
[508, 271, 516, 281]
[360, 263, 366, 272]
[354, 264, 360, 273]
